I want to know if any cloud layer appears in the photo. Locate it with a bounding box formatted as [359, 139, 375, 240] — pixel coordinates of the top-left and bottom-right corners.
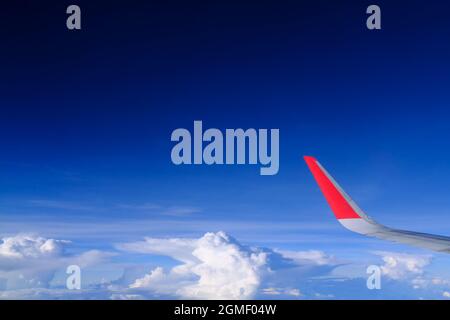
[0, 231, 449, 299]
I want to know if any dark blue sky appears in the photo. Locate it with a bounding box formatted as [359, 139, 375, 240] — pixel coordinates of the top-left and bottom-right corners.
[1, 0, 450, 248]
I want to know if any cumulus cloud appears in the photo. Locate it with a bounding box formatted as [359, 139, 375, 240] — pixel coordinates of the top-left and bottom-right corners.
[364, 251, 450, 299]
[0, 234, 68, 262]
[0, 234, 112, 293]
[116, 231, 338, 300]
[374, 251, 431, 280]
[118, 231, 269, 299]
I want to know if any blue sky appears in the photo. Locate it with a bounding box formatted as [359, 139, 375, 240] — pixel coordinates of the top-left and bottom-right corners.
[1, 0, 450, 299]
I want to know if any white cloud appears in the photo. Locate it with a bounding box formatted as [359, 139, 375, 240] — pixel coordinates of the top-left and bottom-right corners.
[119, 231, 269, 299]
[0, 234, 112, 292]
[432, 278, 450, 286]
[261, 287, 301, 297]
[117, 231, 340, 300]
[130, 267, 166, 289]
[1, 231, 447, 300]
[0, 231, 338, 299]
[110, 293, 146, 300]
[369, 251, 450, 296]
[409, 276, 450, 291]
[374, 251, 431, 280]
[276, 249, 336, 266]
[314, 293, 335, 299]
[0, 234, 68, 259]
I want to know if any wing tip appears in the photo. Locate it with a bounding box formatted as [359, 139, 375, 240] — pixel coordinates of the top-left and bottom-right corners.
[303, 155, 363, 220]
[303, 155, 317, 165]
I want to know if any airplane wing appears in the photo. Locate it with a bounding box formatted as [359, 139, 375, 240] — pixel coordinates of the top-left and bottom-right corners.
[304, 156, 450, 254]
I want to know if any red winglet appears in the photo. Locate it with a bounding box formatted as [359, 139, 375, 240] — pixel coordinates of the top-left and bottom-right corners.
[304, 156, 361, 220]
